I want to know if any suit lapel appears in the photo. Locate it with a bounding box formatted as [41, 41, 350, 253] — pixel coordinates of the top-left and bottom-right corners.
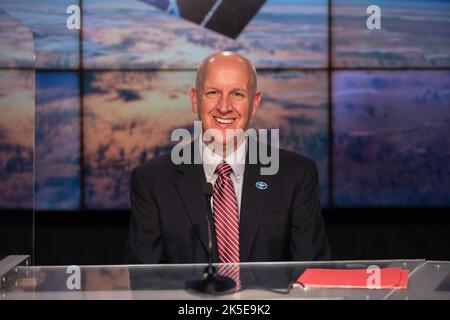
[174, 142, 218, 261]
[239, 142, 273, 262]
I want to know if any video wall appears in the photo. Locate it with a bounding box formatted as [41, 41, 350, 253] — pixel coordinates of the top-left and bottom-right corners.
[0, 0, 449, 210]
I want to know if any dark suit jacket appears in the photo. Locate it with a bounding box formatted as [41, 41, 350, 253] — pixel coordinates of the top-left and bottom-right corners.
[124, 140, 330, 264]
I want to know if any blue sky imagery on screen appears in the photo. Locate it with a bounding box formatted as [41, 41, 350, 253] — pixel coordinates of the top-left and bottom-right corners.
[0, 70, 34, 209]
[35, 72, 81, 210]
[1, 0, 449, 210]
[333, 71, 450, 206]
[83, 71, 196, 209]
[83, 0, 328, 69]
[333, 0, 450, 67]
[1, 0, 80, 69]
[0, 9, 35, 68]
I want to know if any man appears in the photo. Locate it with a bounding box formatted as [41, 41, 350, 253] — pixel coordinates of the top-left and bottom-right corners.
[125, 51, 330, 265]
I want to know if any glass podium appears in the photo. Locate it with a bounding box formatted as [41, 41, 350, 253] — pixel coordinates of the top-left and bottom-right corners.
[385, 261, 450, 300]
[3, 256, 448, 300]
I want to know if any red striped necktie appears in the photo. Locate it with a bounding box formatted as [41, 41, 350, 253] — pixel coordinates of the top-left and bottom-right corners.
[213, 160, 241, 290]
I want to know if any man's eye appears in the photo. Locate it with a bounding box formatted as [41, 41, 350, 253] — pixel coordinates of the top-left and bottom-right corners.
[205, 91, 218, 97]
[233, 92, 245, 98]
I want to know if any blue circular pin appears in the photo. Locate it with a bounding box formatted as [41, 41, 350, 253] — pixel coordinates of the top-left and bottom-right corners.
[255, 181, 268, 190]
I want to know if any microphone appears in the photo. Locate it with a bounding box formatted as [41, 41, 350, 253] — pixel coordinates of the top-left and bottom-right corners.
[185, 182, 236, 294]
[204, 182, 214, 266]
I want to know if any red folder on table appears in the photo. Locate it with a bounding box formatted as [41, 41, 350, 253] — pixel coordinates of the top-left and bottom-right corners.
[296, 267, 409, 289]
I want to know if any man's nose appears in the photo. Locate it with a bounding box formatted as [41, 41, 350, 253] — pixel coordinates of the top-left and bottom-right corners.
[217, 95, 232, 113]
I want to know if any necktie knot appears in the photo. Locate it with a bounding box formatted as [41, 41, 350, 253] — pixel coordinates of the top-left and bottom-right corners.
[215, 160, 233, 177]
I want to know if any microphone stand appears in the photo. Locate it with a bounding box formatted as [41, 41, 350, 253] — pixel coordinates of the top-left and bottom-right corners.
[185, 182, 236, 294]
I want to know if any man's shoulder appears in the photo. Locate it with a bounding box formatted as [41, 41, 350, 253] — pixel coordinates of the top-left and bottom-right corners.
[267, 146, 318, 182]
[278, 147, 316, 169]
[250, 137, 316, 171]
[133, 152, 175, 177]
[271, 147, 319, 187]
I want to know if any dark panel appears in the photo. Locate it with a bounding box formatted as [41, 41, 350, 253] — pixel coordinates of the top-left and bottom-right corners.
[325, 209, 450, 261]
[141, 0, 216, 24]
[34, 211, 129, 265]
[28, 209, 450, 265]
[206, 0, 266, 39]
[0, 210, 33, 260]
[178, 0, 217, 24]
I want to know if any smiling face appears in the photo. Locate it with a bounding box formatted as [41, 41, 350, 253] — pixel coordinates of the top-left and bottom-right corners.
[190, 52, 261, 146]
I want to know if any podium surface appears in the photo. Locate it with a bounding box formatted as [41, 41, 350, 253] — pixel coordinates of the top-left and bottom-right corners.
[1, 256, 448, 300]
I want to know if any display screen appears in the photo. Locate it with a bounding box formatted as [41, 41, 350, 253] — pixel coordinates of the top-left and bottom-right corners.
[0, 0, 448, 210]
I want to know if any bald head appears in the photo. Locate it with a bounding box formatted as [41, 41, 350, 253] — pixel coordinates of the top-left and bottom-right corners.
[195, 51, 258, 98]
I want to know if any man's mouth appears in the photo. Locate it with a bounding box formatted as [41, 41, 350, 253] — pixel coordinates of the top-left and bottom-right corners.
[214, 116, 235, 125]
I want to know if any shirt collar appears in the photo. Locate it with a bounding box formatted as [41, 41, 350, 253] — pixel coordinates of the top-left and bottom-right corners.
[201, 138, 247, 179]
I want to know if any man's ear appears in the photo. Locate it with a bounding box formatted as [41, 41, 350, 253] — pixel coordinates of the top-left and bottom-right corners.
[251, 91, 261, 116]
[189, 88, 198, 113]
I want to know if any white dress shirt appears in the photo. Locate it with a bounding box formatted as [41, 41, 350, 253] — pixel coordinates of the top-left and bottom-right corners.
[201, 140, 247, 220]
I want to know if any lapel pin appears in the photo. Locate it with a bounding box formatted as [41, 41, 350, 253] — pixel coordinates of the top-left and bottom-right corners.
[255, 181, 268, 190]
